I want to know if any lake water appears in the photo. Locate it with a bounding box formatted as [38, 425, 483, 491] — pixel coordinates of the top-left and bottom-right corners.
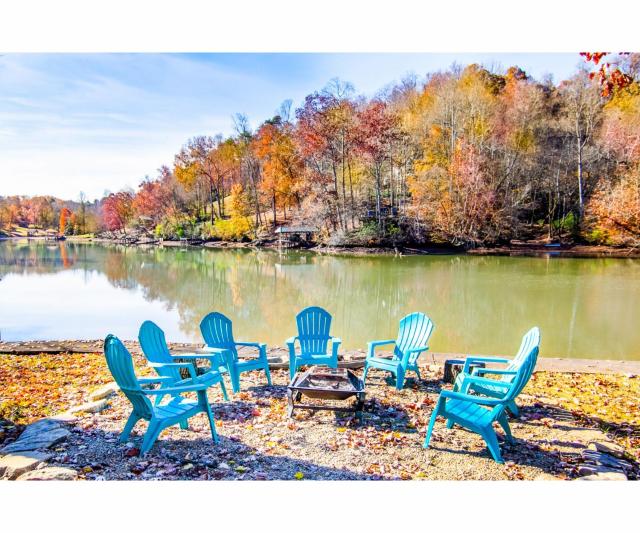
[1, 240, 639, 360]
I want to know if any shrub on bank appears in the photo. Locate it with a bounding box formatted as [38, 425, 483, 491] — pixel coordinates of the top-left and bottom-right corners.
[201, 216, 254, 242]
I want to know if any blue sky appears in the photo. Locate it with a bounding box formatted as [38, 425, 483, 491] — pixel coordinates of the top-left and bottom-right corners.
[0, 53, 584, 200]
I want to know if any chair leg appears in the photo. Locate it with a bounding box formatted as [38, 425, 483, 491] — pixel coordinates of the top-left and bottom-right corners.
[140, 420, 163, 455]
[228, 365, 241, 394]
[481, 427, 504, 463]
[507, 400, 520, 418]
[219, 378, 229, 401]
[289, 358, 297, 381]
[179, 420, 189, 430]
[200, 390, 219, 444]
[423, 409, 439, 448]
[362, 363, 369, 384]
[395, 368, 405, 390]
[264, 363, 273, 386]
[414, 365, 422, 382]
[120, 413, 139, 442]
[446, 419, 455, 429]
[497, 412, 514, 444]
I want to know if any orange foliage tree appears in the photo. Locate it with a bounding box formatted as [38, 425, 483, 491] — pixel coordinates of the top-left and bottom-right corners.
[58, 207, 72, 235]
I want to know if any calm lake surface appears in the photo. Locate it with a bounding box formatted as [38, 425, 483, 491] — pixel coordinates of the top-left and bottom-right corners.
[1, 240, 639, 360]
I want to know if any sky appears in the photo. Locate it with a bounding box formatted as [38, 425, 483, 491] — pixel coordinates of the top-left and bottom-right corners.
[0, 53, 585, 200]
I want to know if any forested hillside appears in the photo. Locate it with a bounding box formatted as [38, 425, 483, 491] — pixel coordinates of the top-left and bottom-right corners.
[2, 53, 639, 248]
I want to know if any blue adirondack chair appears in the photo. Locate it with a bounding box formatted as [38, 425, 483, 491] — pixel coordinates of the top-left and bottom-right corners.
[199, 312, 272, 393]
[103, 334, 219, 455]
[138, 320, 228, 404]
[423, 343, 539, 463]
[286, 306, 341, 380]
[363, 312, 434, 390]
[453, 327, 540, 416]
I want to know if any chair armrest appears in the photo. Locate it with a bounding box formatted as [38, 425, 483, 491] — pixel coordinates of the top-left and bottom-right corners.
[235, 341, 265, 349]
[440, 389, 501, 406]
[137, 376, 174, 385]
[461, 375, 513, 394]
[171, 353, 210, 359]
[149, 361, 197, 379]
[472, 368, 518, 377]
[143, 374, 219, 395]
[143, 383, 210, 395]
[463, 356, 511, 373]
[366, 339, 395, 358]
[174, 353, 225, 368]
[367, 339, 395, 348]
[200, 346, 229, 354]
[285, 336, 298, 346]
[401, 345, 429, 366]
[406, 345, 429, 353]
[331, 337, 341, 358]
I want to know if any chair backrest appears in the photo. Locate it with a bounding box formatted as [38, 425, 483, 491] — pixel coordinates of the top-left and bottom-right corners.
[139, 320, 172, 363]
[200, 312, 237, 355]
[138, 320, 185, 382]
[503, 344, 539, 403]
[394, 312, 434, 363]
[103, 334, 153, 418]
[296, 306, 332, 356]
[506, 327, 541, 374]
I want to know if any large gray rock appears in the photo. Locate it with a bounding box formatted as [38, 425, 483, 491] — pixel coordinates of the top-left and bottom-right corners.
[0, 451, 52, 480]
[577, 464, 622, 477]
[575, 472, 628, 481]
[16, 467, 78, 481]
[581, 449, 632, 470]
[589, 441, 627, 459]
[0, 419, 70, 454]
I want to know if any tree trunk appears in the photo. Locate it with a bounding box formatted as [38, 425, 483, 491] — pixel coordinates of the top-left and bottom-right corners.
[272, 192, 277, 228]
[577, 141, 584, 217]
[347, 156, 356, 228]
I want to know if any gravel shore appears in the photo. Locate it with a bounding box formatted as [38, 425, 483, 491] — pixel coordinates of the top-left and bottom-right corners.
[4, 368, 636, 480]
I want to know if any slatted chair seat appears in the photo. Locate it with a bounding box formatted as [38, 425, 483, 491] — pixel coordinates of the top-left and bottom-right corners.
[200, 312, 272, 394]
[442, 399, 495, 426]
[286, 306, 341, 380]
[363, 312, 434, 390]
[138, 320, 228, 404]
[424, 336, 540, 463]
[104, 334, 219, 455]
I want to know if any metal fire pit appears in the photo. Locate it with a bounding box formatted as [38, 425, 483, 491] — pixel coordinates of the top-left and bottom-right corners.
[287, 367, 365, 418]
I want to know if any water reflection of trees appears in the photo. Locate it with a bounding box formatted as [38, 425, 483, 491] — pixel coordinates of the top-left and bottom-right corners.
[1, 241, 639, 359]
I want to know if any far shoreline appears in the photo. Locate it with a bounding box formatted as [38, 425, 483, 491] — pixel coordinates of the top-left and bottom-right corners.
[4, 234, 640, 259]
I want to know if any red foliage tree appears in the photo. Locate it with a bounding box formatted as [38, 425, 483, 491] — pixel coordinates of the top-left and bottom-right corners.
[580, 52, 634, 97]
[101, 191, 134, 233]
[133, 175, 174, 224]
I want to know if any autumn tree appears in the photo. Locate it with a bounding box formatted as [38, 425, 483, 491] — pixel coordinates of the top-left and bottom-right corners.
[58, 207, 72, 236]
[295, 85, 357, 231]
[101, 191, 134, 233]
[253, 113, 302, 227]
[174, 136, 226, 223]
[559, 72, 603, 217]
[353, 99, 401, 229]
